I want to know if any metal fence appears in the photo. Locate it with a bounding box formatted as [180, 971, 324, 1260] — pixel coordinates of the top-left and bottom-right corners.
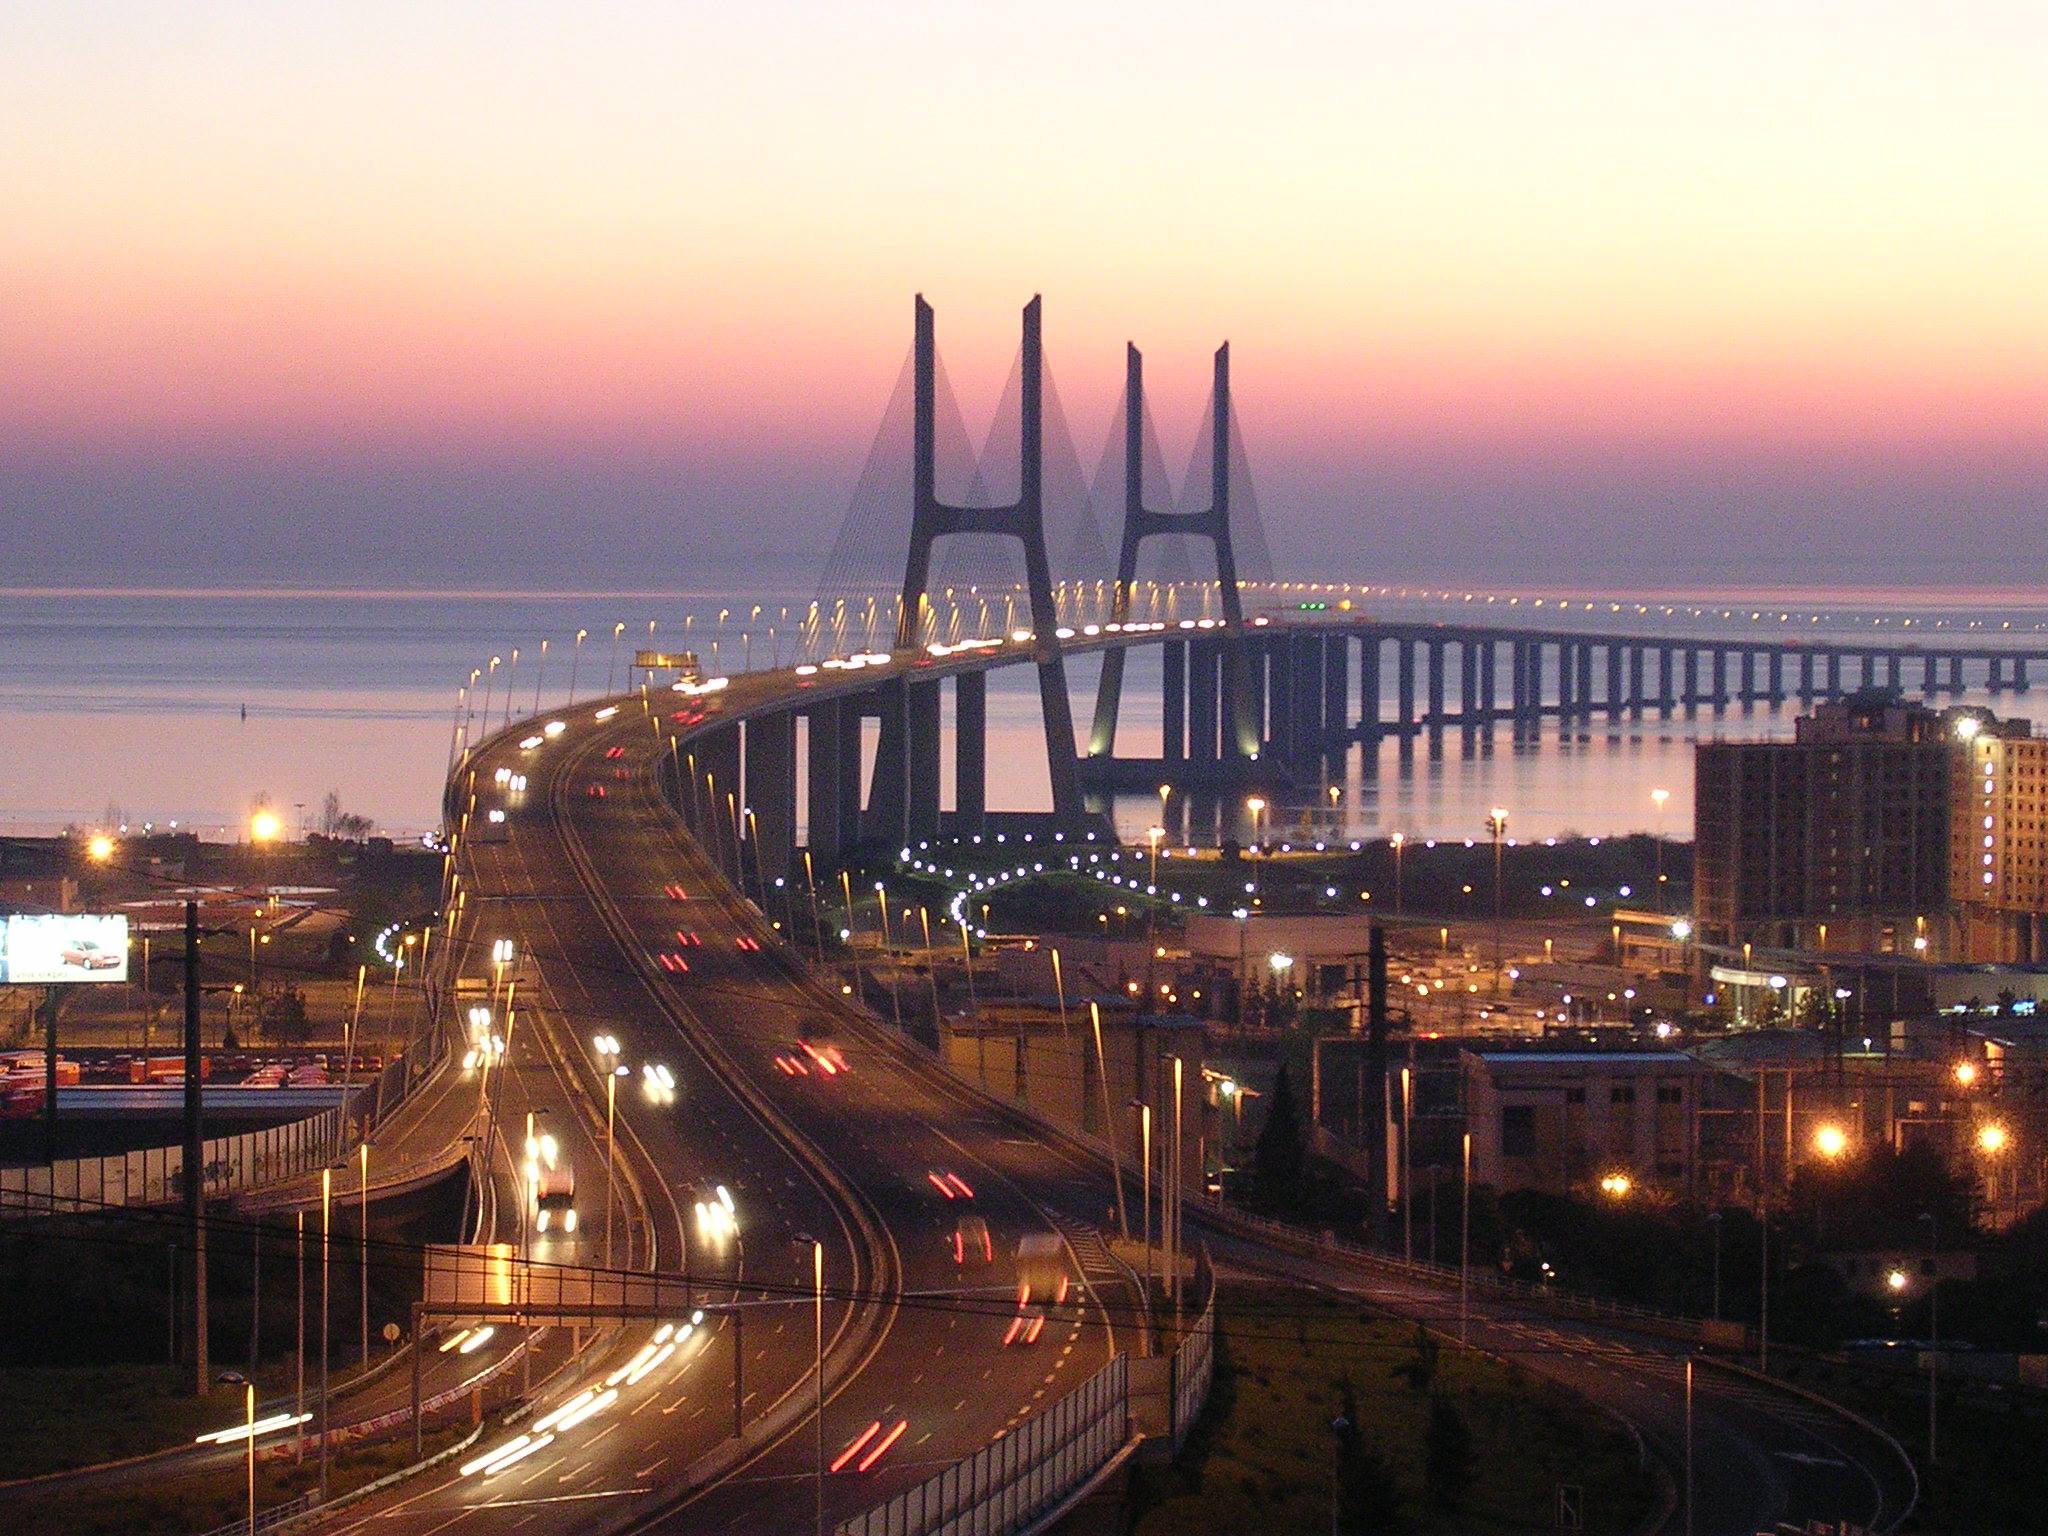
[1170, 1270, 1217, 1453]
[192, 1489, 318, 1536]
[836, 1352, 1130, 1536]
[0, 1055, 415, 1218]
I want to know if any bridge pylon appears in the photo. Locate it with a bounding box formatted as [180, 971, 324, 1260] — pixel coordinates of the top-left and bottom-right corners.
[1087, 341, 1258, 764]
[895, 294, 1080, 824]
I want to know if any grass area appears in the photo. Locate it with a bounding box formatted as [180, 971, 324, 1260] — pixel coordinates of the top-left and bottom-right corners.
[1130, 1284, 1657, 1535]
[36, 1424, 471, 1536]
[0, 1364, 251, 1480]
[0, 1352, 403, 1482]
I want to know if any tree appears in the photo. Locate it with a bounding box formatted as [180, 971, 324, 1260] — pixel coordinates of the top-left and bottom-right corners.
[320, 790, 343, 837]
[260, 987, 312, 1044]
[1332, 1378, 1403, 1533]
[1251, 1064, 1307, 1211]
[1424, 1395, 1474, 1508]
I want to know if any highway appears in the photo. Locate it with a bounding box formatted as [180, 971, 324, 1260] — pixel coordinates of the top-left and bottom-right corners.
[317, 629, 1915, 1536]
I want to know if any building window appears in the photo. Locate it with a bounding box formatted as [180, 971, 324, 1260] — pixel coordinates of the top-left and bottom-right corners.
[1565, 1087, 1585, 1104]
[1656, 1085, 1683, 1104]
[1610, 1086, 1635, 1105]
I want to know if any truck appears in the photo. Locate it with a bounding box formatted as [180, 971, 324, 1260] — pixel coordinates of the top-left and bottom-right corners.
[1014, 1233, 1070, 1307]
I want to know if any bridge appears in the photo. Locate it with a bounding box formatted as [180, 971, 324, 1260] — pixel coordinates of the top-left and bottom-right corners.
[44, 297, 1940, 1536]
[386, 298, 1937, 1536]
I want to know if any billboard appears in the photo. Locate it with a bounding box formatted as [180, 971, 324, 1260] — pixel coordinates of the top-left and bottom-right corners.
[0, 913, 130, 984]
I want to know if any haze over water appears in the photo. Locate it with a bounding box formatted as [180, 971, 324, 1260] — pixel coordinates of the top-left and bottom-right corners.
[8, 581, 2047, 848]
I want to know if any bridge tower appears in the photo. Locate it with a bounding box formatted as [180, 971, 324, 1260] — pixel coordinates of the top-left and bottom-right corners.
[1087, 341, 1258, 763]
[895, 294, 1081, 823]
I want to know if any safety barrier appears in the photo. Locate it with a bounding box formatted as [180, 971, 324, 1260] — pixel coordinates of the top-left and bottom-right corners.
[0, 1054, 418, 1217]
[1169, 1260, 1217, 1452]
[835, 1352, 1130, 1536]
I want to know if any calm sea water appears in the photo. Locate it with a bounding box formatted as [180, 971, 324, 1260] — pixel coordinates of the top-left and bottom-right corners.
[4, 583, 2046, 846]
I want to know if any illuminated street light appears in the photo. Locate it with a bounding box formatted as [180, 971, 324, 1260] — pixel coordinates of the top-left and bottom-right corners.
[1670, 919, 1692, 941]
[1955, 715, 1981, 741]
[1598, 1173, 1632, 1199]
[1813, 1123, 1849, 1160]
[1268, 952, 1293, 974]
[86, 833, 115, 862]
[1975, 1122, 2009, 1156]
[250, 808, 284, 843]
[1952, 1060, 1978, 1088]
[1886, 1267, 1909, 1293]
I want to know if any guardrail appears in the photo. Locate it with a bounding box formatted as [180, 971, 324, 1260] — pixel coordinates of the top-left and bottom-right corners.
[192, 1489, 317, 1536]
[1169, 1259, 1217, 1453]
[0, 1053, 425, 1218]
[836, 1353, 1130, 1536]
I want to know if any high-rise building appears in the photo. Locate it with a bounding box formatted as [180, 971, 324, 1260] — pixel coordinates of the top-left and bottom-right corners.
[1693, 690, 1952, 951]
[1950, 710, 2048, 960]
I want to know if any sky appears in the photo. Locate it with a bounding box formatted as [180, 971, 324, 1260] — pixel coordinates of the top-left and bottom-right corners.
[3, 1, 2046, 591]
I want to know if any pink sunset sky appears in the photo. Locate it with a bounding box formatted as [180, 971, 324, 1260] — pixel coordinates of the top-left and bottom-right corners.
[3, 2, 2045, 589]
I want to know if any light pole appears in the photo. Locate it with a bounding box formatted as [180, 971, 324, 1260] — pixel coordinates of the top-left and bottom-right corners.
[568, 629, 587, 704]
[1459, 1130, 1471, 1348]
[1400, 1066, 1414, 1263]
[359, 1141, 369, 1367]
[593, 1034, 623, 1267]
[532, 638, 547, 713]
[480, 656, 498, 742]
[1391, 832, 1405, 916]
[319, 1164, 331, 1500]
[1145, 827, 1164, 1009]
[502, 647, 517, 728]
[1487, 808, 1508, 996]
[812, 1237, 825, 1536]
[1088, 1003, 1128, 1240]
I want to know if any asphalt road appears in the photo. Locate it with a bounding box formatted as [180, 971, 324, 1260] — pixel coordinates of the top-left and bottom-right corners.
[332, 636, 1918, 1536]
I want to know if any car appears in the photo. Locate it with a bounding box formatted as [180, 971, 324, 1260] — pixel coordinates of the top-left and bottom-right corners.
[586, 784, 607, 798]
[604, 745, 626, 760]
[60, 940, 121, 970]
[953, 1214, 993, 1267]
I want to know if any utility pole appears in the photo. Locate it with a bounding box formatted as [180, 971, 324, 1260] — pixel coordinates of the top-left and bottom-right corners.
[1365, 927, 1389, 1249]
[185, 899, 208, 1395]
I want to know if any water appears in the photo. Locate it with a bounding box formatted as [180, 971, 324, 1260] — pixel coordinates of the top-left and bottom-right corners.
[3, 583, 2044, 846]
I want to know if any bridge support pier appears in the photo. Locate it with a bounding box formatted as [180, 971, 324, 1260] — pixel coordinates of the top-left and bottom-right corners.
[805, 699, 862, 864]
[1358, 634, 1382, 745]
[742, 712, 796, 882]
[953, 672, 986, 835]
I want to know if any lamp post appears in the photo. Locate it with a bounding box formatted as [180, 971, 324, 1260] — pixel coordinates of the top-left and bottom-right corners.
[502, 648, 517, 729]
[568, 628, 587, 704]
[532, 637, 547, 713]
[1145, 827, 1165, 1009]
[591, 1035, 625, 1268]
[1487, 808, 1509, 996]
[319, 1164, 331, 1500]
[1459, 1130, 1472, 1347]
[607, 622, 626, 695]
[359, 1141, 370, 1367]
[1391, 832, 1405, 916]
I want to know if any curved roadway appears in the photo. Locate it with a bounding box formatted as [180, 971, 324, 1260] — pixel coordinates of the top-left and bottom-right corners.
[329, 630, 1915, 1536]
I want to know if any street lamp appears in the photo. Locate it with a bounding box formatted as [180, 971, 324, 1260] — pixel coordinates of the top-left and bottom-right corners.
[592, 1034, 624, 1266]
[568, 628, 588, 704]
[1599, 1172, 1633, 1198]
[1390, 832, 1405, 916]
[1813, 1123, 1848, 1160]
[86, 832, 115, 862]
[1486, 808, 1509, 995]
[1952, 1060, 1978, 1089]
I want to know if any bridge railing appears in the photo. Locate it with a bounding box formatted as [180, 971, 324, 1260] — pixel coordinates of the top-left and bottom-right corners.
[835, 1352, 1130, 1536]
